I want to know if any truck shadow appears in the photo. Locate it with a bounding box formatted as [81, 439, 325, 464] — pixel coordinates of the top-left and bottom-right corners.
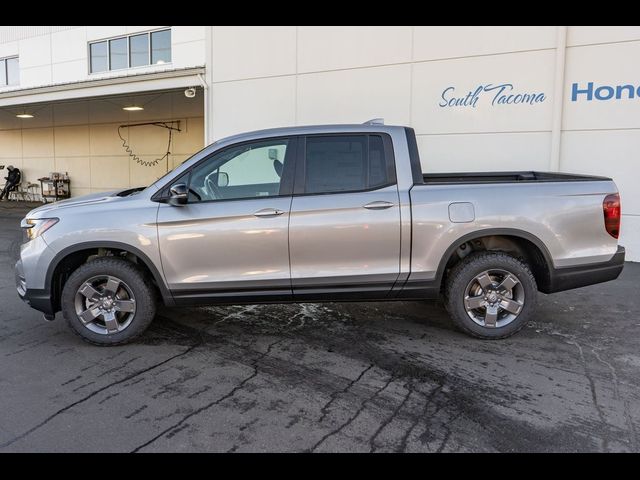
[142, 300, 458, 347]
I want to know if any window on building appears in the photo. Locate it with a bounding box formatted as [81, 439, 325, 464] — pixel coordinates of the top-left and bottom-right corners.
[151, 29, 171, 64]
[129, 33, 149, 67]
[303, 135, 394, 195]
[90, 42, 108, 73]
[109, 37, 128, 70]
[89, 28, 171, 73]
[0, 56, 19, 86]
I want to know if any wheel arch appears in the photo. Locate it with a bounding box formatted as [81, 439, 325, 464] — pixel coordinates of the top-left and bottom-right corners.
[435, 228, 554, 292]
[46, 241, 173, 312]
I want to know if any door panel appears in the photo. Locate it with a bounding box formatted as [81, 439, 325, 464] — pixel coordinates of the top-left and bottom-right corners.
[157, 197, 292, 295]
[289, 185, 401, 294]
[156, 136, 295, 300]
[289, 133, 401, 296]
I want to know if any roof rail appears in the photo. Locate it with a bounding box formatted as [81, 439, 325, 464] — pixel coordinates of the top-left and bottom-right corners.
[363, 118, 384, 125]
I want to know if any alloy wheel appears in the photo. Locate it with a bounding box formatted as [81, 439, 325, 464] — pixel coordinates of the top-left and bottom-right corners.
[463, 269, 525, 328]
[73, 275, 136, 335]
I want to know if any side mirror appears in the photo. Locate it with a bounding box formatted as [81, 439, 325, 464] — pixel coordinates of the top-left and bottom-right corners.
[168, 183, 188, 206]
[217, 172, 229, 188]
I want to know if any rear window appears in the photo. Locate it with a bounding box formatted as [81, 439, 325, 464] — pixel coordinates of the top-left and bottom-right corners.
[303, 134, 393, 195]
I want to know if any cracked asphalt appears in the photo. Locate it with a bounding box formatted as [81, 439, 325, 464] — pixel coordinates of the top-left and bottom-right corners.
[1, 202, 639, 452]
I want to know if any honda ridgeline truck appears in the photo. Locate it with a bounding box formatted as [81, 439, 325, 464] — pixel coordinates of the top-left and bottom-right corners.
[16, 122, 625, 345]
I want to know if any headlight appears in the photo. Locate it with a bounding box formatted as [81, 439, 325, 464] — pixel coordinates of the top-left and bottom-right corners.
[21, 218, 59, 241]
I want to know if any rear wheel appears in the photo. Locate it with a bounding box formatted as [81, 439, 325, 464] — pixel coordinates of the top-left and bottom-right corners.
[445, 251, 537, 339]
[61, 257, 156, 345]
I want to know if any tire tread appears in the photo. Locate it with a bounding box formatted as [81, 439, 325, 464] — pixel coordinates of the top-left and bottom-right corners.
[444, 251, 537, 339]
[61, 257, 156, 346]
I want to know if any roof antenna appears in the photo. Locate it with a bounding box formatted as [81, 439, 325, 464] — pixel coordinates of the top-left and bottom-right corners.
[363, 118, 384, 125]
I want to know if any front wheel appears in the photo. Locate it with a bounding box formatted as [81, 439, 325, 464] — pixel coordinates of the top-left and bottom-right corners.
[61, 257, 157, 346]
[444, 251, 537, 339]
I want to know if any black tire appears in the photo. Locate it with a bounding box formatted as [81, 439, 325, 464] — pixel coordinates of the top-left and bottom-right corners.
[61, 257, 157, 346]
[444, 251, 537, 339]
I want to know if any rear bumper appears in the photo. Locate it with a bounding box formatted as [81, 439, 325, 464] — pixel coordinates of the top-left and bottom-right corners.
[544, 246, 625, 293]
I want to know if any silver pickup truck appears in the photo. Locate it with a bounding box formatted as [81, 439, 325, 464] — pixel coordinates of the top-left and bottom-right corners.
[16, 122, 625, 345]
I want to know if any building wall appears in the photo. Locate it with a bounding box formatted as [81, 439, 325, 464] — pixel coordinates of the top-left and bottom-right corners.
[0, 26, 205, 90]
[0, 90, 203, 196]
[561, 30, 640, 263]
[1, 26, 638, 260]
[204, 26, 640, 261]
[0, 26, 206, 196]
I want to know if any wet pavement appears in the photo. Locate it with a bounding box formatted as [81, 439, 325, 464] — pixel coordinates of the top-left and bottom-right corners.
[1, 202, 639, 452]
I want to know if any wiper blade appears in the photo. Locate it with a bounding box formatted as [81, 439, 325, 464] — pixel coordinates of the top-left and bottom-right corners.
[117, 187, 145, 197]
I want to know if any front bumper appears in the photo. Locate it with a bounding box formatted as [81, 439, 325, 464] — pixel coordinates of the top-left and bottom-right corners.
[544, 245, 625, 293]
[15, 258, 55, 315]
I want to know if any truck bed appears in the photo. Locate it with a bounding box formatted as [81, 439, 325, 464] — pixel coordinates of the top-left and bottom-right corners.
[421, 171, 611, 185]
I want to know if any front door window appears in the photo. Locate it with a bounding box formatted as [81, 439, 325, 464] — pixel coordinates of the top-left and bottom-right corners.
[187, 139, 290, 202]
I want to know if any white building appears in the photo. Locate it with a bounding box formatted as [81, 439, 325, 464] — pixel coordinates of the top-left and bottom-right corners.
[0, 26, 638, 261]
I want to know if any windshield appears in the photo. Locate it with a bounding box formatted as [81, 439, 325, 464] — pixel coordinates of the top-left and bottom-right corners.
[146, 161, 184, 188]
[142, 141, 219, 190]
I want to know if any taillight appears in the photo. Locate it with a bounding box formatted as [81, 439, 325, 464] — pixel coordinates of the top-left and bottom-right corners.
[603, 193, 621, 239]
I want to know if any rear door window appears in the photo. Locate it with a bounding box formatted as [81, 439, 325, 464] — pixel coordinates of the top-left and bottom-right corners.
[302, 134, 394, 195]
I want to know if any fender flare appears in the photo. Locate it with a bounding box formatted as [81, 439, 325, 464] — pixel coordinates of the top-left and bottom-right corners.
[433, 228, 554, 286]
[46, 241, 174, 306]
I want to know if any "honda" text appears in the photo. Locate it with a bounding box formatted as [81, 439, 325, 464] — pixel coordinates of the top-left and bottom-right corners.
[571, 82, 640, 101]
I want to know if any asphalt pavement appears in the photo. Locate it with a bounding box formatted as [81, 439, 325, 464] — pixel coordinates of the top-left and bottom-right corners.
[1, 202, 639, 452]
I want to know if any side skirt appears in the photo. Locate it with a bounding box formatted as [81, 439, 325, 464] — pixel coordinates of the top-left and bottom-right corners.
[170, 282, 441, 306]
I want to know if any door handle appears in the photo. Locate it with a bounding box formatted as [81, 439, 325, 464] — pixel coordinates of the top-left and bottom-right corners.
[363, 201, 394, 210]
[253, 208, 285, 217]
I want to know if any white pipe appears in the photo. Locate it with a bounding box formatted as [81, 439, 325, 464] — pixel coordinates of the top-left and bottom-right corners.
[198, 71, 210, 146]
[549, 26, 567, 171]
[203, 26, 214, 145]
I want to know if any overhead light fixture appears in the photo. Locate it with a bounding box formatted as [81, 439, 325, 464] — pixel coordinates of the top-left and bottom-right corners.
[123, 106, 144, 111]
[16, 113, 34, 119]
